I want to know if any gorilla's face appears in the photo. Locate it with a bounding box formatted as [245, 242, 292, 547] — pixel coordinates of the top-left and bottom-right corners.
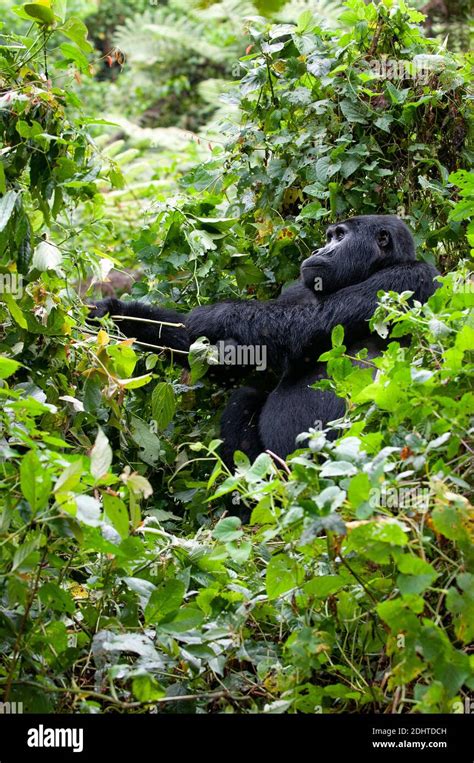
[300, 215, 415, 294]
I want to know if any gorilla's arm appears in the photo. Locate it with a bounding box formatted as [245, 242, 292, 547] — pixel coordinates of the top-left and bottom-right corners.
[187, 262, 439, 362]
[88, 262, 438, 368]
[87, 281, 316, 367]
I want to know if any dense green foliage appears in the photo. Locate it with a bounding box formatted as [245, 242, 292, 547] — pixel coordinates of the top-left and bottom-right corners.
[0, 0, 472, 714]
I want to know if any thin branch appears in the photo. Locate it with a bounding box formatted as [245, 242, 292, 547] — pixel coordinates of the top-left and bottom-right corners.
[129, 339, 188, 355]
[265, 449, 291, 475]
[339, 553, 378, 606]
[112, 314, 185, 329]
[4, 680, 240, 709]
[82, 331, 189, 356]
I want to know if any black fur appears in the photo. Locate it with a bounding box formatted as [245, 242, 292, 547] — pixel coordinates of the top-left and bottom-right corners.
[88, 215, 439, 463]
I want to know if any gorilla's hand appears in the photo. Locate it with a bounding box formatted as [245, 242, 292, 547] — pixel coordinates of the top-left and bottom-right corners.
[85, 298, 190, 364]
[87, 297, 125, 320]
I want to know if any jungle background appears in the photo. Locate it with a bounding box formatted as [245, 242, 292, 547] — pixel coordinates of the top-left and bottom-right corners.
[0, 0, 473, 714]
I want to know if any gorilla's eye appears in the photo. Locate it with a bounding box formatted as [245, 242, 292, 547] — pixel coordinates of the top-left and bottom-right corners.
[335, 227, 345, 241]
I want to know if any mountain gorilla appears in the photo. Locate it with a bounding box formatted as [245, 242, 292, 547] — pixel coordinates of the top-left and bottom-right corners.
[89, 215, 439, 464]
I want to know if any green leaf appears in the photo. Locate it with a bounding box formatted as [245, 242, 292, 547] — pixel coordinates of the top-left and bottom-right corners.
[39, 582, 75, 614]
[106, 343, 137, 378]
[320, 460, 357, 477]
[188, 337, 215, 382]
[456, 325, 474, 353]
[122, 577, 155, 609]
[235, 262, 265, 289]
[59, 42, 90, 71]
[151, 382, 176, 430]
[61, 17, 93, 53]
[158, 606, 204, 634]
[340, 99, 367, 124]
[246, 452, 273, 479]
[355, 378, 402, 411]
[323, 683, 361, 700]
[0, 356, 21, 379]
[297, 201, 324, 220]
[52, 0, 66, 22]
[145, 580, 186, 624]
[385, 81, 409, 105]
[0, 191, 18, 233]
[54, 460, 84, 496]
[23, 3, 55, 25]
[130, 416, 162, 467]
[396, 555, 438, 595]
[374, 115, 394, 132]
[432, 503, 472, 543]
[296, 9, 314, 33]
[314, 156, 340, 183]
[418, 622, 470, 696]
[226, 539, 252, 563]
[212, 516, 243, 542]
[331, 324, 344, 347]
[132, 674, 166, 702]
[12, 538, 39, 571]
[103, 494, 129, 540]
[446, 574, 474, 644]
[3, 294, 28, 329]
[369, 521, 409, 545]
[348, 472, 371, 507]
[20, 450, 52, 512]
[303, 575, 345, 598]
[16, 120, 42, 138]
[340, 156, 361, 177]
[118, 373, 153, 390]
[266, 553, 304, 599]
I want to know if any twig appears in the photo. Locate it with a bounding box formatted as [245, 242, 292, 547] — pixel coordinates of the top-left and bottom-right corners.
[4, 680, 239, 708]
[131, 339, 188, 355]
[82, 331, 189, 356]
[264, 56, 277, 106]
[265, 449, 291, 475]
[339, 553, 378, 606]
[112, 314, 185, 329]
[368, 16, 383, 58]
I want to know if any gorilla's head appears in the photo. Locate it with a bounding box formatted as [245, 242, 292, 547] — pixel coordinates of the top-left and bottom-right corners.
[300, 215, 416, 294]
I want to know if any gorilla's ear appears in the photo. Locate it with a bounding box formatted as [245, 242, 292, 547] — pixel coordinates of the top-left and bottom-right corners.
[377, 228, 390, 249]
